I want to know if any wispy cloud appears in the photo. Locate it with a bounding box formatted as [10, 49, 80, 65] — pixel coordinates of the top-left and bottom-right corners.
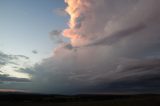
[0, 51, 29, 67]
[0, 74, 30, 82]
[49, 30, 63, 43]
[32, 50, 38, 54]
[54, 8, 67, 16]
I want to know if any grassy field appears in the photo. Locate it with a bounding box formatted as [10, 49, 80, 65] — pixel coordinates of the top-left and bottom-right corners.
[0, 93, 160, 106]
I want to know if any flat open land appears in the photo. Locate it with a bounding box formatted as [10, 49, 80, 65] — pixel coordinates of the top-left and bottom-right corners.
[0, 93, 160, 106]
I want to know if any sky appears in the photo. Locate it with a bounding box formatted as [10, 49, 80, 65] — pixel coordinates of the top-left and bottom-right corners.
[1, 0, 160, 94]
[0, 0, 68, 78]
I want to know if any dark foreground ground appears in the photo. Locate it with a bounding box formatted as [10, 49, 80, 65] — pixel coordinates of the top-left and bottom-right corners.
[0, 93, 160, 106]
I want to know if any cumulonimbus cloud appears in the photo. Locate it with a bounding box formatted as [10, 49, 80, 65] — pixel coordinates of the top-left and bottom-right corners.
[4, 0, 160, 94]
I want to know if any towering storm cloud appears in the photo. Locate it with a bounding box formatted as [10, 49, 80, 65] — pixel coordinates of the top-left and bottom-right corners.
[4, 0, 160, 94]
[63, 0, 160, 47]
